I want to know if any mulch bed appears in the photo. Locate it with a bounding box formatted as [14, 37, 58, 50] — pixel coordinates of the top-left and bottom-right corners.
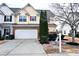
[43, 43, 59, 54]
[43, 41, 79, 54]
[62, 44, 79, 53]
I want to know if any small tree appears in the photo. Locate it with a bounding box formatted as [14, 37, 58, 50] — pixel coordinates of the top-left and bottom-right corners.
[43, 10, 48, 36]
[39, 10, 49, 44]
[39, 11, 44, 37]
[51, 3, 79, 45]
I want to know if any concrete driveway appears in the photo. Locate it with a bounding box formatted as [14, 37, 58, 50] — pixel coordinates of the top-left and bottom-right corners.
[0, 40, 46, 56]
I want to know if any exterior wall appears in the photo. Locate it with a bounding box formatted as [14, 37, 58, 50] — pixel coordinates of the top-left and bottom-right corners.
[48, 17, 54, 24]
[0, 15, 4, 23]
[1, 28, 4, 36]
[24, 6, 38, 16]
[10, 25, 13, 35]
[0, 27, 4, 36]
[77, 25, 79, 32]
[48, 26, 56, 33]
[15, 6, 40, 24]
[0, 5, 14, 24]
[0, 15, 14, 23]
[62, 24, 71, 35]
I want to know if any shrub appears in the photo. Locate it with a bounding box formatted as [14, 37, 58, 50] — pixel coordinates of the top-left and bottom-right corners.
[66, 42, 79, 46]
[0, 36, 4, 40]
[5, 35, 9, 39]
[48, 33, 57, 41]
[68, 33, 72, 37]
[75, 33, 79, 38]
[39, 36, 49, 44]
[48, 34, 65, 41]
[9, 35, 14, 39]
[61, 35, 65, 40]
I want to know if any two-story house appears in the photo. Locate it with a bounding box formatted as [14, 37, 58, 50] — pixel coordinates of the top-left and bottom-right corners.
[0, 3, 56, 40]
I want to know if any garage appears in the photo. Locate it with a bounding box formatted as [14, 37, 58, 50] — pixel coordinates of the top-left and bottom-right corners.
[15, 29, 38, 39]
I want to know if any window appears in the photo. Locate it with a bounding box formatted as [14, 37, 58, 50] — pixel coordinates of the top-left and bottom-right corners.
[4, 16, 12, 22]
[19, 16, 26, 22]
[30, 16, 36, 21]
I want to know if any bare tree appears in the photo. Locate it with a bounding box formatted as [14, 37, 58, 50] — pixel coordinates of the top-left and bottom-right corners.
[51, 3, 79, 43]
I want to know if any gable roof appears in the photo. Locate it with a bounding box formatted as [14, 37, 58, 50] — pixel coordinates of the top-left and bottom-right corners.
[0, 3, 54, 19]
[10, 3, 38, 15]
[10, 8, 54, 19]
[0, 3, 8, 8]
[22, 3, 39, 14]
[36, 10, 55, 19]
[10, 8, 21, 13]
[0, 3, 14, 15]
[0, 10, 4, 15]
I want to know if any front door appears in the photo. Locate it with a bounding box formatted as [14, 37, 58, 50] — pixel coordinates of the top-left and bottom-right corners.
[4, 28, 10, 39]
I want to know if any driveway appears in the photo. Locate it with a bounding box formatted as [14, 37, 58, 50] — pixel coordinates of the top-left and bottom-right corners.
[0, 40, 46, 56]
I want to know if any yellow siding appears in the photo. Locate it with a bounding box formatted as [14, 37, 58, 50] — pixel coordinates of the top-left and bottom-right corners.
[24, 6, 38, 16]
[15, 5, 40, 24]
[48, 27, 56, 33]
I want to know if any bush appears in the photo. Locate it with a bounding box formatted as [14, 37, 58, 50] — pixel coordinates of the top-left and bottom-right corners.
[69, 33, 79, 38]
[39, 36, 49, 44]
[0, 36, 4, 40]
[48, 34, 65, 41]
[68, 33, 72, 37]
[9, 35, 14, 39]
[61, 35, 65, 40]
[66, 42, 79, 46]
[75, 33, 79, 38]
[48, 33, 57, 41]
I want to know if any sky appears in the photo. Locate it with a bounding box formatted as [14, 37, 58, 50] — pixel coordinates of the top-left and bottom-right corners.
[0, 0, 54, 10]
[0, 0, 79, 10]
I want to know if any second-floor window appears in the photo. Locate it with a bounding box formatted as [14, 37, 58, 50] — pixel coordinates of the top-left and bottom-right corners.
[19, 16, 26, 22]
[30, 16, 36, 21]
[4, 16, 12, 22]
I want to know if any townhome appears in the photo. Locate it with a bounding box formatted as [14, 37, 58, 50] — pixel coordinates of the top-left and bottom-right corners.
[0, 3, 56, 40]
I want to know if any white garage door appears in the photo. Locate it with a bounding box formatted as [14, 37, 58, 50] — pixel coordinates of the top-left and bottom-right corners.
[15, 29, 38, 39]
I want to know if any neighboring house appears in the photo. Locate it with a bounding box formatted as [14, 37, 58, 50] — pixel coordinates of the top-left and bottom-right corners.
[0, 3, 56, 39]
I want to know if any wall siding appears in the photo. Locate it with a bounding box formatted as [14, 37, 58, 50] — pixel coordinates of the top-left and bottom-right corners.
[0, 15, 4, 23]
[15, 6, 40, 24]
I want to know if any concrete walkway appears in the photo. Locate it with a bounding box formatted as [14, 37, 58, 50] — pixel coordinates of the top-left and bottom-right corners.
[0, 40, 46, 56]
